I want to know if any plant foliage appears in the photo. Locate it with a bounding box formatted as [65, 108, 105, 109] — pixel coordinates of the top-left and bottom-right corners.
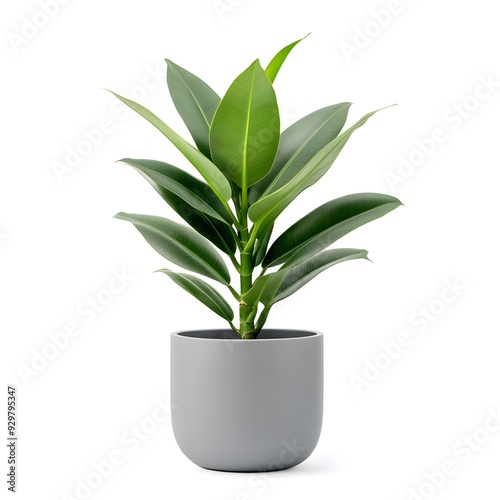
[111, 36, 402, 338]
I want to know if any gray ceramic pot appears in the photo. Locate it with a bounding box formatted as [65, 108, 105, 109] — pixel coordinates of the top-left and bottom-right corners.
[170, 329, 323, 472]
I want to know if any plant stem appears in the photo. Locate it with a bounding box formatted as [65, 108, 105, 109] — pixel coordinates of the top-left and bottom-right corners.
[228, 322, 239, 334]
[228, 254, 241, 273]
[243, 223, 259, 253]
[238, 188, 255, 339]
[222, 200, 243, 231]
[239, 251, 254, 339]
[227, 285, 240, 301]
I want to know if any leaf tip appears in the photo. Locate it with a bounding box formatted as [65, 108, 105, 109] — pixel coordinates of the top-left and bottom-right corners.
[392, 197, 404, 208]
[360, 249, 372, 262]
[154, 268, 170, 275]
[102, 88, 118, 97]
[253, 58, 263, 69]
[113, 212, 129, 221]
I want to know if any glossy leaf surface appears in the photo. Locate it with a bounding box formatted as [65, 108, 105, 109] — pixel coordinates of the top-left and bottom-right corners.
[115, 213, 231, 284]
[210, 60, 280, 188]
[109, 91, 231, 201]
[263, 193, 402, 268]
[166, 60, 220, 158]
[157, 269, 234, 321]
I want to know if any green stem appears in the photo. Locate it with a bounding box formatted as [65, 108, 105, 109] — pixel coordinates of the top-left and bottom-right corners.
[222, 200, 243, 231]
[226, 225, 243, 252]
[228, 322, 239, 334]
[228, 254, 241, 273]
[246, 303, 259, 323]
[227, 285, 240, 302]
[239, 187, 255, 339]
[243, 223, 259, 253]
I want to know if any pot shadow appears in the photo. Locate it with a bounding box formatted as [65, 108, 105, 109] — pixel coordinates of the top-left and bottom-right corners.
[198, 456, 339, 476]
[279, 456, 340, 476]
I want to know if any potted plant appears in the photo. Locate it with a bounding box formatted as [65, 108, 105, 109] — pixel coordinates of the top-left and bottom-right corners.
[110, 36, 402, 472]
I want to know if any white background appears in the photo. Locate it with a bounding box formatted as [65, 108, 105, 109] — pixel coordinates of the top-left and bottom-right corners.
[2, 0, 500, 499]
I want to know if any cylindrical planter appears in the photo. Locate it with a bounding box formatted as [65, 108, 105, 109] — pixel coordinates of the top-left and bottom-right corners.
[170, 329, 323, 472]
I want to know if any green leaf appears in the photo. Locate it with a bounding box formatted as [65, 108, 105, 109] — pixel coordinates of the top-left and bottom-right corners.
[254, 305, 272, 336]
[157, 269, 234, 322]
[252, 223, 273, 267]
[241, 273, 273, 306]
[248, 107, 387, 238]
[269, 248, 369, 303]
[169, 198, 237, 255]
[249, 103, 351, 204]
[258, 271, 288, 305]
[108, 91, 231, 201]
[242, 269, 286, 308]
[263, 193, 402, 269]
[252, 248, 369, 335]
[209, 60, 280, 188]
[129, 168, 236, 255]
[114, 213, 231, 284]
[265, 34, 309, 83]
[119, 158, 231, 224]
[165, 60, 221, 159]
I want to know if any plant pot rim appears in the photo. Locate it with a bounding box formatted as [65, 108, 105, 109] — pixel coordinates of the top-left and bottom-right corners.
[171, 328, 323, 342]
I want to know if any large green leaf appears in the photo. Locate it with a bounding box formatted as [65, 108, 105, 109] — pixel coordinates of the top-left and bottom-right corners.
[114, 213, 231, 284]
[265, 34, 309, 83]
[263, 193, 402, 269]
[268, 248, 369, 304]
[249, 103, 351, 204]
[108, 91, 231, 201]
[165, 60, 221, 158]
[157, 269, 234, 321]
[252, 248, 369, 336]
[248, 108, 386, 238]
[209, 60, 280, 189]
[129, 167, 236, 255]
[119, 158, 231, 224]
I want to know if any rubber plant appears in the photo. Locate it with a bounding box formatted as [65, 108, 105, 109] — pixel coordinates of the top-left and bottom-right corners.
[110, 36, 402, 339]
